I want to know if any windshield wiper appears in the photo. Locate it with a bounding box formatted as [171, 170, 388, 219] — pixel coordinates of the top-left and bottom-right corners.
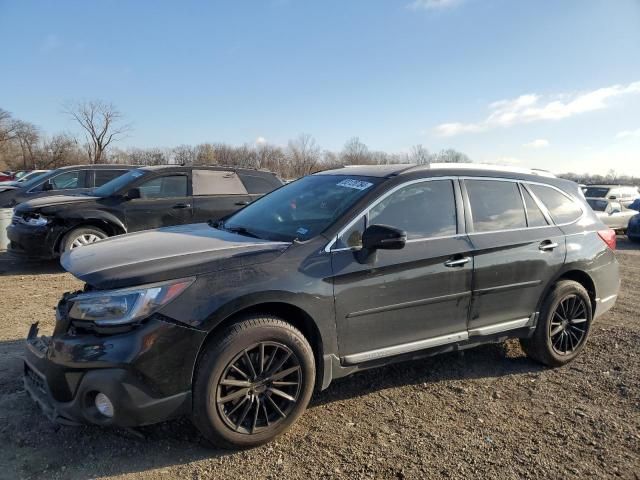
[223, 224, 262, 239]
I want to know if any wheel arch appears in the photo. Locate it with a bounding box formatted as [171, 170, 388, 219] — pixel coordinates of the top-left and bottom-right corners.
[540, 269, 597, 314]
[193, 301, 326, 390]
[55, 216, 126, 253]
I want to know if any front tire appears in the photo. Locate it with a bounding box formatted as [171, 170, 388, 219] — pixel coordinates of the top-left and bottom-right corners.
[520, 280, 592, 367]
[61, 226, 108, 253]
[192, 315, 315, 449]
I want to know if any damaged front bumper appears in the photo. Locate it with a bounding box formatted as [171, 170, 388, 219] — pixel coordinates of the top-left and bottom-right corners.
[23, 312, 207, 428]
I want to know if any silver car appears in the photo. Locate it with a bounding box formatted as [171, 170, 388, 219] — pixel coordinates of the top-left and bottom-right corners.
[587, 198, 637, 231]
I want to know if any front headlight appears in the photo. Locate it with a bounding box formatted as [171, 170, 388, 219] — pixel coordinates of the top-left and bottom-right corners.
[68, 278, 194, 326]
[24, 213, 49, 226]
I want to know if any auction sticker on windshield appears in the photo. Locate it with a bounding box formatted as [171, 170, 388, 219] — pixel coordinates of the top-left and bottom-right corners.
[337, 179, 373, 190]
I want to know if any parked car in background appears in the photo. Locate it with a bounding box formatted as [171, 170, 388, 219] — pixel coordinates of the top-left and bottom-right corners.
[0, 165, 133, 208]
[586, 198, 637, 232]
[628, 214, 640, 243]
[0, 170, 50, 192]
[23, 164, 619, 449]
[8, 165, 282, 258]
[583, 184, 640, 207]
[0, 171, 13, 182]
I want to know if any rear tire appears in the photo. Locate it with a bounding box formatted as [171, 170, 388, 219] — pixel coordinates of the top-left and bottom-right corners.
[520, 280, 592, 367]
[192, 315, 315, 449]
[61, 226, 108, 253]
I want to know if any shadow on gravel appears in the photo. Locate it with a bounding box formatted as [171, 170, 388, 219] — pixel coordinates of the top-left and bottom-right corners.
[0, 337, 543, 479]
[0, 251, 63, 275]
[311, 341, 543, 407]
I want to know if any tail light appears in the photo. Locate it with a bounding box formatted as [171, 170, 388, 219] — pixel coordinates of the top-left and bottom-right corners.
[597, 229, 616, 251]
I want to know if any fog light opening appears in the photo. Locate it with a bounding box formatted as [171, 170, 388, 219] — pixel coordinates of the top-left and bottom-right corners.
[94, 392, 114, 418]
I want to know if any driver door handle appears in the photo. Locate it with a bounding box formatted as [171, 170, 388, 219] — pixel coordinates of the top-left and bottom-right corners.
[235, 201, 250, 206]
[539, 241, 559, 251]
[444, 256, 471, 268]
[172, 203, 191, 209]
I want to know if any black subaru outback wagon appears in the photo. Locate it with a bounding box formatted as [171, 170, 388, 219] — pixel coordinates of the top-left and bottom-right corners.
[24, 164, 619, 449]
[8, 165, 282, 258]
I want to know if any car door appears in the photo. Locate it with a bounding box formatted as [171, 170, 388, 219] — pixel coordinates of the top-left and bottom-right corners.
[331, 178, 473, 364]
[463, 179, 568, 335]
[191, 169, 251, 223]
[123, 172, 193, 232]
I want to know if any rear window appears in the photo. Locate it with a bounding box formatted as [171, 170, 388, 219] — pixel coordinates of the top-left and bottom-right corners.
[583, 187, 610, 198]
[528, 184, 583, 224]
[587, 199, 608, 212]
[466, 180, 526, 232]
[94, 169, 128, 187]
[238, 172, 282, 194]
[193, 170, 248, 195]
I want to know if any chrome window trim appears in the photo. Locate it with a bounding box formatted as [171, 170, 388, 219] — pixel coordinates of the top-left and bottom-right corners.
[324, 175, 586, 253]
[461, 176, 585, 234]
[324, 176, 459, 253]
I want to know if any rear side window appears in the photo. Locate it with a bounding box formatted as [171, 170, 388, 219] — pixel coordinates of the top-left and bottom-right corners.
[528, 184, 583, 224]
[521, 187, 549, 227]
[466, 180, 526, 232]
[368, 180, 457, 240]
[138, 175, 187, 199]
[193, 170, 248, 195]
[583, 187, 610, 198]
[238, 172, 281, 194]
[94, 169, 127, 187]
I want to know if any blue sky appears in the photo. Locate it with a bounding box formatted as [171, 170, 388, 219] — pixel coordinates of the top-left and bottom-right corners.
[1, 0, 639, 175]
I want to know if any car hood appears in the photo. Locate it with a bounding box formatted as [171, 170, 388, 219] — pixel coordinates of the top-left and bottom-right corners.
[61, 223, 290, 289]
[16, 194, 99, 213]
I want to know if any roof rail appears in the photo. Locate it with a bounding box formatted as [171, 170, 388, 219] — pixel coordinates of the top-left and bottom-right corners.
[412, 163, 557, 178]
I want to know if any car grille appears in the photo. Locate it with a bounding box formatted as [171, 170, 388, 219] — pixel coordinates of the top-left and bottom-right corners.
[24, 364, 47, 395]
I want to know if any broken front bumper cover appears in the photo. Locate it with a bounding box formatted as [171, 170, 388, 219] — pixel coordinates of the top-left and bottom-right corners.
[23, 321, 192, 428]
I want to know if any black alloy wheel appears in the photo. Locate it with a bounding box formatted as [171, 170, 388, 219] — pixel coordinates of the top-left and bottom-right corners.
[216, 341, 302, 434]
[548, 294, 588, 355]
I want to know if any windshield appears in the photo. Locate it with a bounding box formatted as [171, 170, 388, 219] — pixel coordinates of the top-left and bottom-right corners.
[223, 174, 381, 242]
[587, 199, 608, 212]
[583, 187, 610, 198]
[93, 169, 146, 197]
[18, 171, 48, 183]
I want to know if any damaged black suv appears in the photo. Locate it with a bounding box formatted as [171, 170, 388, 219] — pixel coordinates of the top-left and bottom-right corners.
[24, 164, 620, 449]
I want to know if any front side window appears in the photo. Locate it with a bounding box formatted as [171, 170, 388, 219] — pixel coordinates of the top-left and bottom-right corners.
[50, 171, 85, 190]
[368, 180, 457, 240]
[138, 175, 188, 199]
[528, 184, 583, 224]
[223, 175, 381, 242]
[466, 180, 526, 232]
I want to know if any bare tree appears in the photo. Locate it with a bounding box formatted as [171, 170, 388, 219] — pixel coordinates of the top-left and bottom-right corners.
[40, 134, 84, 168]
[0, 108, 17, 144]
[433, 148, 471, 163]
[64, 100, 131, 164]
[341, 136, 371, 165]
[410, 144, 431, 165]
[13, 121, 40, 169]
[286, 133, 321, 177]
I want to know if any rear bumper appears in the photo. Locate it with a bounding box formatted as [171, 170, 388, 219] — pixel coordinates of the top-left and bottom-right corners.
[23, 316, 206, 427]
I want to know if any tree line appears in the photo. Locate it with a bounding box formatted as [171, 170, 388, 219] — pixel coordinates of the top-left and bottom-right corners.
[3, 99, 635, 184]
[0, 101, 470, 179]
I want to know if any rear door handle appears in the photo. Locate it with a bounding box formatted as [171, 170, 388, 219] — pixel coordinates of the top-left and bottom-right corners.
[235, 201, 250, 206]
[444, 256, 471, 267]
[539, 241, 559, 252]
[172, 203, 191, 209]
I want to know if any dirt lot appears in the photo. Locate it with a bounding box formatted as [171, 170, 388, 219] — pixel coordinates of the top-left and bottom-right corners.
[0, 240, 638, 480]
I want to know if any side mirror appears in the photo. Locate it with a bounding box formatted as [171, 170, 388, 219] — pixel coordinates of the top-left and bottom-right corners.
[126, 187, 141, 200]
[42, 180, 53, 191]
[361, 224, 407, 250]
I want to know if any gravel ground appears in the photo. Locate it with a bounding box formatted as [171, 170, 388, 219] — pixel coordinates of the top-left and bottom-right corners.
[0, 239, 638, 480]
